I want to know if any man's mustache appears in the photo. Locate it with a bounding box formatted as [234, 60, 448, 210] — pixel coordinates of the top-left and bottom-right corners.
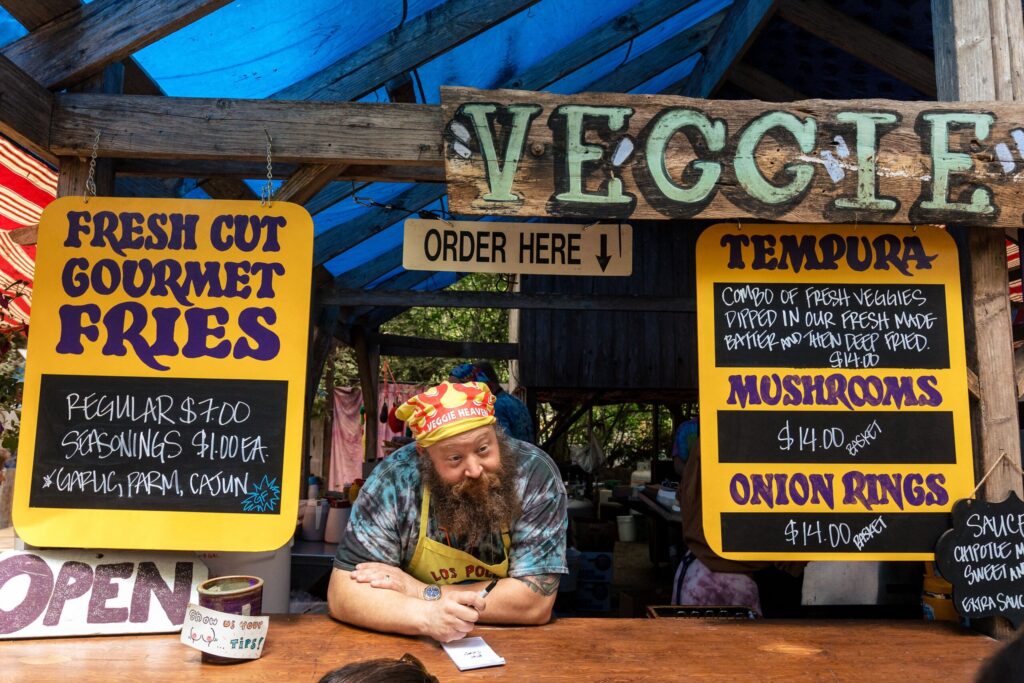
[450, 471, 502, 499]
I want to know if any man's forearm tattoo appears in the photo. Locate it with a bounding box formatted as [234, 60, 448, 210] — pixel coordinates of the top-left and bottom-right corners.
[516, 574, 560, 596]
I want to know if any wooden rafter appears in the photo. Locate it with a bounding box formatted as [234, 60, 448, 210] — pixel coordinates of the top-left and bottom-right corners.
[273, 0, 539, 102]
[727, 62, 806, 101]
[3, 0, 254, 200]
[325, 289, 697, 312]
[333, 247, 406, 290]
[2, 0, 232, 90]
[50, 95, 445, 164]
[584, 12, 724, 93]
[503, 0, 703, 90]
[0, 54, 53, 162]
[371, 333, 518, 360]
[315, 183, 444, 266]
[275, 164, 347, 206]
[678, 0, 779, 97]
[777, 0, 937, 97]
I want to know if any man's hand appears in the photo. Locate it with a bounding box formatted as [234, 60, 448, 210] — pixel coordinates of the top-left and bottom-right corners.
[349, 562, 426, 598]
[421, 591, 486, 643]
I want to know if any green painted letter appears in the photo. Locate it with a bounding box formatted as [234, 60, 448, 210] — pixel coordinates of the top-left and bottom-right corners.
[919, 112, 995, 215]
[734, 112, 816, 205]
[834, 111, 898, 211]
[646, 109, 726, 204]
[461, 103, 542, 202]
[554, 105, 634, 204]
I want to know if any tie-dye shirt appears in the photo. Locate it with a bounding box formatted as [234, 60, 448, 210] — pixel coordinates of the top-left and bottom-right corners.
[334, 439, 568, 578]
[494, 392, 535, 444]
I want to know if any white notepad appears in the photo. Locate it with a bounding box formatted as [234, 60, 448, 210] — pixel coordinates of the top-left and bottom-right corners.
[442, 636, 506, 671]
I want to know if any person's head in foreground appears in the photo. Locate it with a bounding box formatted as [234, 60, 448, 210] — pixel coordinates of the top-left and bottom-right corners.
[396, 381, 521, 545]
[318, 654, 438, 683]
[975, 630, 1024, 683]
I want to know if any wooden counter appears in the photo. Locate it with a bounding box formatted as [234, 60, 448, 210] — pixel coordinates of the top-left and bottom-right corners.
[0, 616, 998, 681]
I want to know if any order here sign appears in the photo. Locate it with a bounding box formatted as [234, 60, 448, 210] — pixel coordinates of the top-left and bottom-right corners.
[402, 219, 632, 276]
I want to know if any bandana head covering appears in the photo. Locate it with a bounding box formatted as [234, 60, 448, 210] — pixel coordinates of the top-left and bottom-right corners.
[394, 381, 496, 447]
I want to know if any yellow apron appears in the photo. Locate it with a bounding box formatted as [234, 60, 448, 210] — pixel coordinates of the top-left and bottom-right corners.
[407, 485, 511, 586]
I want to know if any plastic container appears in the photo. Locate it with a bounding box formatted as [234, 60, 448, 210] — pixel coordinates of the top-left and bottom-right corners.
[324, 500, 352, 544]
[301, 498, 329, 542]
[560, 547, 581, 593]
[617, 514, 637, 542]
[307, 475, 319, 501]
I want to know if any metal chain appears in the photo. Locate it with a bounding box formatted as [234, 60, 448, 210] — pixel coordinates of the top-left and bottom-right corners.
[84, 131, 100, 202]
[261, 130, 273, 206]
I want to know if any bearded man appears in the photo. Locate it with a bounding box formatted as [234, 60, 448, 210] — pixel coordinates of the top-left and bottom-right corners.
[328, 382, 567, 643]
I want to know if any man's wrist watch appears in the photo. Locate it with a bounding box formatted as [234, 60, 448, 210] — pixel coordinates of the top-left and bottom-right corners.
[423, 584, 442, 601]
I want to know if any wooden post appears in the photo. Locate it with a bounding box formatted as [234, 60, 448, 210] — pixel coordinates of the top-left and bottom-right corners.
[57, 65, 122, 197]
[353, 326, 380, 464]
[652, 403, 661, 459]
[932, 0, 1024, 639]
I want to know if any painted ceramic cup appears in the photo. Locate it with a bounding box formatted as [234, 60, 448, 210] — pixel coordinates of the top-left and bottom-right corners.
[196, 575, 264, 664]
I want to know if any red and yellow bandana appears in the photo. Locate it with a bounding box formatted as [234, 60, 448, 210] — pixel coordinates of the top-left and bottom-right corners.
[395, 382, 496, 447]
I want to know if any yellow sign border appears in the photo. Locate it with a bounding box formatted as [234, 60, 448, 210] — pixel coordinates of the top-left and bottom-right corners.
[696, 223, 972, 561]
[14, 197, 312, 552]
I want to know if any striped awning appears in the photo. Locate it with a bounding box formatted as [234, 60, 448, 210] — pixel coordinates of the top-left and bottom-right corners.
[0, 135, 56, 330]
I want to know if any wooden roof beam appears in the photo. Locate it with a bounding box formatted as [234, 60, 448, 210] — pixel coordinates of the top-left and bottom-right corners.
[275, 164, 348, 206]
[50, 96, 445, 164]
[274, 0, 539, 103]
[2, 0, 232, 90]
[325, 288, 697, 313]
[503, 0, 705, 90]
[2, 0, 254, 201]
[371, 333, 518, 360]
[0, 54, 53, 163]
[726, 62, 807, 101]
[678, 0, 779, 97]
[332, 247, 405, 290]
[776, 0, 937, 97]
[0, 0, 166, 96]
[316, 183, 444, 266]
[584, 12, 725, 93]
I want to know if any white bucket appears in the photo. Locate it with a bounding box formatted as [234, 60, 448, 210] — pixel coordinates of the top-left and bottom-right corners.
[617, 514, 637, 543]
[197, 538, 293, 614]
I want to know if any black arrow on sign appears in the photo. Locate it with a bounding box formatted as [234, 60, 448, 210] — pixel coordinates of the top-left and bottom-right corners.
[596, 234, 612, 272]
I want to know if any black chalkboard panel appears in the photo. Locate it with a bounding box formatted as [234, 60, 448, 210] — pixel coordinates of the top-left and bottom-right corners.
[29, 374, 287, 514]
[721, 512, 950, 553]
[935, 493, 1024, 627]
[717, 410, 956, 464]
[713, 283, 950, 369]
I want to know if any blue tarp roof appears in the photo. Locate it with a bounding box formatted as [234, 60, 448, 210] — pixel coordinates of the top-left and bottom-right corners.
[0, 0, 939, 318]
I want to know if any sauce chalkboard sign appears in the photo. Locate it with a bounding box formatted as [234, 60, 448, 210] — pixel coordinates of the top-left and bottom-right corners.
[14, 197, 312, 551]
[935, 493, 1024, 627]
[696, 224, 972, 560]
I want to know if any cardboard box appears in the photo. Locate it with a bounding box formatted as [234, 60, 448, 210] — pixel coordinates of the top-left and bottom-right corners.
[578, 551, 613, 582]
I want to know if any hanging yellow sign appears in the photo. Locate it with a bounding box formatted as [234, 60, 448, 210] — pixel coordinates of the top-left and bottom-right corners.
[696, 223, 972, 560]
[14, 197, 312, 551]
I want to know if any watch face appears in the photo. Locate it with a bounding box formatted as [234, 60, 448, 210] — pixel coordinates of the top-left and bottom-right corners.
[424, 585, 442, 601]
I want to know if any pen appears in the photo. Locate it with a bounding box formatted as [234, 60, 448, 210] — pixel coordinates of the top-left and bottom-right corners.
[478, 578, 499, 599]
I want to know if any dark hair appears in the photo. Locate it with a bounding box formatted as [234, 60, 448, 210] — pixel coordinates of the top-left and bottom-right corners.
[976, 632, 1024, 683]
[474, 360, 501, 388]
[318, 654, 438, 683]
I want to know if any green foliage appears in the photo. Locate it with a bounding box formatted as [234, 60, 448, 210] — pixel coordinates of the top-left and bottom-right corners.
[0, 337, 25, 450]
[380, 273, 511, 384]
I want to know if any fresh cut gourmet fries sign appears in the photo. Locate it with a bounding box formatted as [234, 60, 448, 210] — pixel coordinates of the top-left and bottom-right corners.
[442, 86, 1024, 226]
[14, 197, 312, 552]
[696, 224, 972, 561]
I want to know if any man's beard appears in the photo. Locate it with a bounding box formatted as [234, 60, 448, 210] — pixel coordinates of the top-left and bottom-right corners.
[421, 434, 522, 548]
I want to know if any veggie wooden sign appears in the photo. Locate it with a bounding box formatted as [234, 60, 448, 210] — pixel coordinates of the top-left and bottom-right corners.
[443, 86, 1024, 227]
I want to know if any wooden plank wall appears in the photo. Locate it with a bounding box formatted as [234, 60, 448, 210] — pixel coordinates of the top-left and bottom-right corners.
[518, 222, 699, 394]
